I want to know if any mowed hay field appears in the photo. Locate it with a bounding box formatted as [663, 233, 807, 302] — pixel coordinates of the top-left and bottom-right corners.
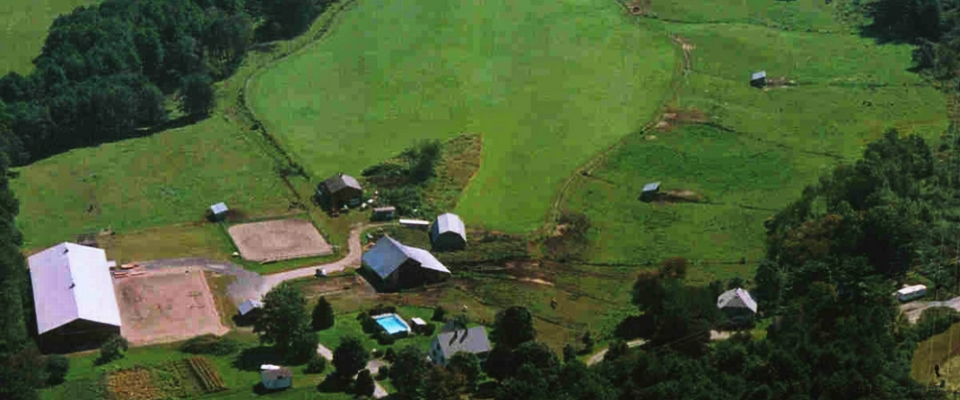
[0, 0, 100, 74]
[564, 6, 949, 284]
[249, 0, 677, 233]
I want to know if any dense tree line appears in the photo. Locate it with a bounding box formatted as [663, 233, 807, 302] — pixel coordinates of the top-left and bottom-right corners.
[0, 0, 334, 165]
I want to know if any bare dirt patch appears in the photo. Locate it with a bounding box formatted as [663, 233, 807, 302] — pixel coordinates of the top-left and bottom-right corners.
[228, 219, 332, 262]
[116, 267, 228, 346]
[653, 189, 704, 204]
[655, 107, 708, 132]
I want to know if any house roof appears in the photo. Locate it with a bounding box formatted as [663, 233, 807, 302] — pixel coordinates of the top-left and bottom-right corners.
[210, 202, 228, 215]
[431, 213, 466, 242]
[751, 71, 766, 80]
[323, 173, 362, 193]
[435, 326, 492, 359]
[362, 236, 450, 279]
[717, 288, 758, 313]
[28, 243, 122, 335]
[239, 299, 263, 316]
[642, 182, 661, 192]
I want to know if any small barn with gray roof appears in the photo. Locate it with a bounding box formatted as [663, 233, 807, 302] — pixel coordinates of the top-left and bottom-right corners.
[317, 173, 363, 207]
[361, 236, 451, 290]
[430, 213, 466, 251]
[429, 325, 492, 366]
[717, 288, 757, 325]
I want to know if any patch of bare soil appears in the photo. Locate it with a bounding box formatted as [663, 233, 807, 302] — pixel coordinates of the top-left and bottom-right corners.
[116, 267, 228, 346]
[650, 190, 704, 204]
[763, 77, 798, 90]
[625, 0, 651, 15]
[655, 107, 708, 132]
[227, 219, 332, 262]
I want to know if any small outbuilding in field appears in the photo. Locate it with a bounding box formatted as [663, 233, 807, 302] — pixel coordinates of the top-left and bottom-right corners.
[317, 173, 363, 208]
[260, 364, 292, 390]
[29, 242, 122, 351]
[430, 213, 466, 251]
[372, 206, 396, 221]
[209, 202, 228, 221]
[750, 71, 766, 88]
[400, 218, 431, 230]
[361, 236, 451, 291]
[717, 288, 757, 325]
[640, 182, 661, 202]
[238, 299, 263, 317]
[894, 284, 927, 302]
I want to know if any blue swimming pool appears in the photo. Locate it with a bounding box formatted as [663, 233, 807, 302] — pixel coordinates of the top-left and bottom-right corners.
[374, 314, 410, 335]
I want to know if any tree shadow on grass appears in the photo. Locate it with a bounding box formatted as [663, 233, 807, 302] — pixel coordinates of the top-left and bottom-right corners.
[234, 346, 285, 372]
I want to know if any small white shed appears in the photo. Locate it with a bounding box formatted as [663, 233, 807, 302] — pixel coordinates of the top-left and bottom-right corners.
[260, 364, 292, 390]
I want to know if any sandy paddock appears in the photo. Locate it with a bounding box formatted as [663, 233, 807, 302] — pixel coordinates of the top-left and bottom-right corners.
[116, 267, 228, 346]
[227, 219, 332, 262]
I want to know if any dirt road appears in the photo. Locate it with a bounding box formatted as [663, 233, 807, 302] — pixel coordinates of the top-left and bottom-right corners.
[142, 223, 379, 306]
[901, 296, 960, 323]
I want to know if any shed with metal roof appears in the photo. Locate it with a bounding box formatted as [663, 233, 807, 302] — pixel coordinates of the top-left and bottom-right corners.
[361, 236, 451, 291]
[29, 242, 121, 350]
[430, 213, 466, 251]
[317, 173, 363, 207]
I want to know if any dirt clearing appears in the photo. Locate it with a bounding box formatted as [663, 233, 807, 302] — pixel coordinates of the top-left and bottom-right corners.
[228, 219, 332, 262]
[116, 267, 228, 346]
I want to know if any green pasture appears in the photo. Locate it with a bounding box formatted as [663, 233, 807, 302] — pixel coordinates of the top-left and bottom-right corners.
[913, 323, 960, 390]
[12, 114, 294, 251]
[650, 0, 846, 31]
[8, 2, 373, 253]
[0, 0, 99, 75]
[248, 0, 677, 233]
[562, 19, 948, 280]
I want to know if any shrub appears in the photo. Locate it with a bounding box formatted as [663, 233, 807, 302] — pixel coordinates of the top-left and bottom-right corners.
[384, 347, 397, 363]
[377, 332, 396, 346]
[179, 334, 240, 356]
[97, 335, 129, 365]
[421, 323, 437, 336]
[361, 315, 377, 334]
[376, 365, 390, 380]
[312, 296, 335, 331]
[563, 344, 577, 363]
[912, 307, 960, 342]
[45, 354, 69, 386]
[581, 331, 595, 353]
[432, 306, 447, 322]
[305, 355, 328, 374]
[355, 369, 376, 397]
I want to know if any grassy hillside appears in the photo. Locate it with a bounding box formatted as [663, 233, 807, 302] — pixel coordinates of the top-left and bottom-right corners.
[248, 0, 677, 233]
[0, 0, 99, 74]
[561, 14, 948, 283]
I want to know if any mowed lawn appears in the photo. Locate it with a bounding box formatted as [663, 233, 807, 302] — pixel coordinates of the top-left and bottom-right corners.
[0, 0, 100, 74]
[563, 17, 948, 282]
[249, 0, 677, 233]
[13, 114, 293, 251]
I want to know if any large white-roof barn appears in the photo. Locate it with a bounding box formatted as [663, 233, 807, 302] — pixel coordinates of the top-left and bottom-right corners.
[29, 242, 121, 349]
[430, 213, 466, 251]
[361, 236, 450, 290]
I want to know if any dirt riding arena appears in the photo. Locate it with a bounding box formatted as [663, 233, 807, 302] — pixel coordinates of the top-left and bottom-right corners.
[227, 219, 332, 262]
[116, 267, 228, 345]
